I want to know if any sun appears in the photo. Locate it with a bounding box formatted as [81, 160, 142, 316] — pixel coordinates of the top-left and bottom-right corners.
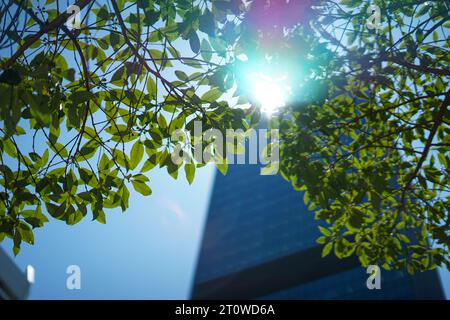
[248, 72, 291, 115]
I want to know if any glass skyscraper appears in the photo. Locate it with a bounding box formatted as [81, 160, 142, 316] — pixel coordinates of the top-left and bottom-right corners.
[191, 159, 445, 299]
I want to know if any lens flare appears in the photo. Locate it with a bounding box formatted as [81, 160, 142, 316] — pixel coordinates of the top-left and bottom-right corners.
[248, 72, 291, 115]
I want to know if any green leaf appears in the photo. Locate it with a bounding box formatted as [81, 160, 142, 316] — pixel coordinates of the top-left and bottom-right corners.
[415, 28, 424, 42]
[112, 149, 130, 170]
[175, 70, 188, 81]
[13, 244, 20, 256]
[209, 37, 227, 56]
[97, 5, 110, 21]
[189, 30, 200, 54]
[432, 31, 438, 42]
[157, 114, 167, 129]
[111, 66, 126, 83]
[316, 236, 326, 244]
[47, 142, 69, 158]
[201, 88, 222, 102]
[216, 161, 228, 175]
[132, 173, 149, 183]
[319, 226, 331, 236]
[94, 209, 106, 224]
[110, 32, 120, 47]
[18, 222, 34, 244]
[131, 180, 152, 196]
[184, 163, 195, 185]
[200, 39, 212, 62]
[144, 9, 159, 26]
[2, 139, 17, 158]
[303, 191, 310, 205]
[70, 91, 95, 105]
[146, 77, 157, 98]
[165, 154, 179, 179]
[77, 140, 98, 161]
[347, 212, 364, 229]
[322, 242, 333, 257]
[398, 234, 410, 243]
[21, 208, 49, 228]
[199, 9, 215, 36]
[141, 159, 156, 172]
[130, 141, 144, 170]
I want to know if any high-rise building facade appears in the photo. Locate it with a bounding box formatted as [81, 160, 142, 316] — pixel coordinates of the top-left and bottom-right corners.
[191, 162, 445, 299]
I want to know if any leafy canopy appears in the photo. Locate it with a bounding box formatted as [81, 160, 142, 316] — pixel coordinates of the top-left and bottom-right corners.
[239, 0, 449, 274]
[0, 0, 449, 276]
[0, 0, 253, 255]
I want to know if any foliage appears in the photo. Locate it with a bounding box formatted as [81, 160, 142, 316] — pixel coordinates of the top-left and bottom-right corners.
[0, 0, 449, 275]
[0, 0, 250, 254]
[239, 0, 449, 273]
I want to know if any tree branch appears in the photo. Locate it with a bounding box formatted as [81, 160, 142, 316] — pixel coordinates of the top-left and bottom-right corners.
[398, 89, 450, 212]
[2, 0, 92, 69]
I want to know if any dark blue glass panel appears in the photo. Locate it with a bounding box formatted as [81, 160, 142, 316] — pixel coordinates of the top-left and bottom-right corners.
[195, 164, 321, 283]
[260, 268, 416, 299]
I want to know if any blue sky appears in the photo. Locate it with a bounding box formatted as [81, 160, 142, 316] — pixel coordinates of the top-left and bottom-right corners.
[0, 0, 449, 300]
[3, 165, 216, 299]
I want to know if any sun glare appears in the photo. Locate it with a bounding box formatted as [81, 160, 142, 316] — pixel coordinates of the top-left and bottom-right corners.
[249, 72, 291, 115]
